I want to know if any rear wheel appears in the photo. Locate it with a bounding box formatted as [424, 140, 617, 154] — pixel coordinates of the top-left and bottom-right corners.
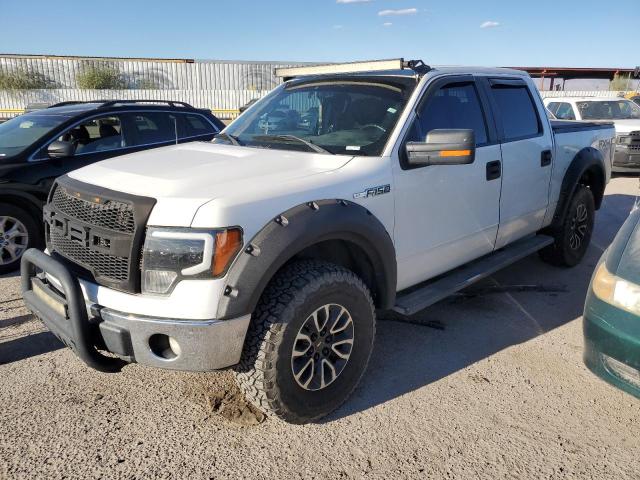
[0, 203, 39, 274]
[539, 185, 595, 267]
[234, 260, 375, 424]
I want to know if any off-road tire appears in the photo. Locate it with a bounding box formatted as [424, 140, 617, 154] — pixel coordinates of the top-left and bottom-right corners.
[539, 185, 595, 267]
[233, 260, 376, 424]
[0, 203, 40, 275]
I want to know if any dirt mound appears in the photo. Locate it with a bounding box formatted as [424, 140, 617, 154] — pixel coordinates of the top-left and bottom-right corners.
[206, 389, 266, 427]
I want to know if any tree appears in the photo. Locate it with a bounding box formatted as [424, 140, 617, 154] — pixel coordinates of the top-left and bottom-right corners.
[610, 73, 632, 91]
[135, 78, 160, 89]
[0, 68, 55, 89]
[76, 64, 126, 89]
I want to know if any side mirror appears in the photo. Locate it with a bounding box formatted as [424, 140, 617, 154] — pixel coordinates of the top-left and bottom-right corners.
[47, 141, 75, 159]
[405, 129, 475, 167]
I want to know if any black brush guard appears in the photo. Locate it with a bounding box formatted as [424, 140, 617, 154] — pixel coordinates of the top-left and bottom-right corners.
[21, 248, 126, 372]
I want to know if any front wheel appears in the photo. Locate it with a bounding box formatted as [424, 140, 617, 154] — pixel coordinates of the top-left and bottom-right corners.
[539, 185, 595, 267]
[0, 203, 39, 274]
[234, 260, 376, 424]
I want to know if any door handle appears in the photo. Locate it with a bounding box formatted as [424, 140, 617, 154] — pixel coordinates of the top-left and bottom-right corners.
[541, 150, 552, 167]
[486, 160, 501, 181]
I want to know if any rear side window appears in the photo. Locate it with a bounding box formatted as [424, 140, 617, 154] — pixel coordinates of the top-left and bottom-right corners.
[181, 114, 216, 137]
[123, 112, 177, 146]
[414, 82, 488, 145]
[490, 84, 541, 141]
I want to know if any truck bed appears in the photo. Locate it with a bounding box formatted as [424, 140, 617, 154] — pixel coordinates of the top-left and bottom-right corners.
[551, 119, 614, 133]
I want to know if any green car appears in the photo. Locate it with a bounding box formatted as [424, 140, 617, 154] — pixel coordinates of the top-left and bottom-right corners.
[584, 203, 640, 397]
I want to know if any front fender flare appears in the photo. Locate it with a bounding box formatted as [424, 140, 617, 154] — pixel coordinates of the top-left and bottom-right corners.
[216, 200, 397, 320]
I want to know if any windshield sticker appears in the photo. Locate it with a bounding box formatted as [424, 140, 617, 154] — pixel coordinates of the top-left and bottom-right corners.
[346, 146, 361, 151]
[387, 107, 397, 114]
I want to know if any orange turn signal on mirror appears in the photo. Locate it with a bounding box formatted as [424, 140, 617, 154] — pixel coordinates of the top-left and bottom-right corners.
[213, 228, 243, 277]
[439, 149, 472, 157]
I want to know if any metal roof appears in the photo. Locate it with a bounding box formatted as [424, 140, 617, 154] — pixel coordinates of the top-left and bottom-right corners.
[509, 66, 637, 80]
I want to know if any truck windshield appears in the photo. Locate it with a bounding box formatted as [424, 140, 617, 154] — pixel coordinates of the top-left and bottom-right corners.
[0, 113, 69, 158]
[215, 81, 409, 156]
[576, 100, 640, 120]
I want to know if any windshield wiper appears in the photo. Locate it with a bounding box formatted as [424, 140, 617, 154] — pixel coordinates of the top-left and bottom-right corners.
[214, 132, 243, 146]
[254, 135, 333, 154]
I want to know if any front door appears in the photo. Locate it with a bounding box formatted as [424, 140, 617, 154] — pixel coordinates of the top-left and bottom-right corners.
[392, 76, 502, 290]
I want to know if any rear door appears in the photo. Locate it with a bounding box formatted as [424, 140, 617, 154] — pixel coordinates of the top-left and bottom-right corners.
[120, 111, 219, 149]
[482, 78, 553, 249]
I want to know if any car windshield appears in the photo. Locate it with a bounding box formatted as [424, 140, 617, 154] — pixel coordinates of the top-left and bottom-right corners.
[0, 113, 69, 158]
[576, 100, 640, 120]
[215, 80, 410, 156]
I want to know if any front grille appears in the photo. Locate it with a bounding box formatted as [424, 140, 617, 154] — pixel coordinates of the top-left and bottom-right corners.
[52, 187, 135, 233]
[50, 234, 130, 280]
[45, 176, 155, 293]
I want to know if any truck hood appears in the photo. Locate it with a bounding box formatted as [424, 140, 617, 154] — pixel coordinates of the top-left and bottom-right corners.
[69, 142, 352, 198]
[68, 142, 353, 226]
[613, 119, 640, 134]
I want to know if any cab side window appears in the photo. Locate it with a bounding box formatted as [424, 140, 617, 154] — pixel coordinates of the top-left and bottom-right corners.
[410, 82, 489, 146]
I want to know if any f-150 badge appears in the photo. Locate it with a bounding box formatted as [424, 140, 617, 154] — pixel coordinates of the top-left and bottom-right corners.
[353, 184, 391, 199]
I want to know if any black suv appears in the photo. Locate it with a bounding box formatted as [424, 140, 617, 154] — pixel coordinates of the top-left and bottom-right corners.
[0, 100, 224, 273]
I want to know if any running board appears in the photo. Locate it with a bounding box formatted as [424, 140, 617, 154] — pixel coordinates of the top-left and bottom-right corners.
[393, 235, 554, 316]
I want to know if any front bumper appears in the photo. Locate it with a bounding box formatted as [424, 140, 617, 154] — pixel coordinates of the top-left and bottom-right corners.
[21, 248, 250, 373]
[583, 290, 640, 399]
[613, 148, 640, 172]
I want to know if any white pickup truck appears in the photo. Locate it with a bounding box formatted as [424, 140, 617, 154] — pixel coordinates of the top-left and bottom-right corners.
[544, 96, 640, 172]
[22, 59, 615, 423]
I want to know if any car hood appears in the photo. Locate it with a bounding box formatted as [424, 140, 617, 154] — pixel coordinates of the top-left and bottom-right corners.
[607, 207, 640, 285]
[613, 119, 640, 134]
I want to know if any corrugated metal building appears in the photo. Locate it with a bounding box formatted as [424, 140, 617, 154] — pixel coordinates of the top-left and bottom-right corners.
[1, 54, 637, 119]
[0, 54, 308, 90]
[0, 54, 309, 118]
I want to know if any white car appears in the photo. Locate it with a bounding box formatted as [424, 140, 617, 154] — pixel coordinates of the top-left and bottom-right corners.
[22, 60, 615, 423]
[544, 96, 640, 172]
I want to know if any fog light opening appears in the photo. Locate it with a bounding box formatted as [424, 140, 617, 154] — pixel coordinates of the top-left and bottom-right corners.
[148, 334, 181, 360]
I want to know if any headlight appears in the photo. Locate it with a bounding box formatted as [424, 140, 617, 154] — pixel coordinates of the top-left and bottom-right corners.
[592, 262, 640, 315]
[617, 135, 631, 145]
[142, 227, 242, 295]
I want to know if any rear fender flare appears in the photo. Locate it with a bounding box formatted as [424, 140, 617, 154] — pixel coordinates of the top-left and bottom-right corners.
[550, 147, 606, 230]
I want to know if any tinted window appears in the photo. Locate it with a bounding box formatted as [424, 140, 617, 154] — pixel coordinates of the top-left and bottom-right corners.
[414, 82, 488, 145]
[491, 85, 540, 140]
[181, 114, 216, 137]
[124, 112, 177, 146]
[58, 115, 123, 155]
[576, 100, 640, 120]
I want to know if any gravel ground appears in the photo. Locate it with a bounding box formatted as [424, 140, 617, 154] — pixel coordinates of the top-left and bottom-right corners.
[1, 176, 639, 479]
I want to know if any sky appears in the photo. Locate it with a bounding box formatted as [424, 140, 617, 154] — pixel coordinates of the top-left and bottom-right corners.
[1, 0, 639, 68]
